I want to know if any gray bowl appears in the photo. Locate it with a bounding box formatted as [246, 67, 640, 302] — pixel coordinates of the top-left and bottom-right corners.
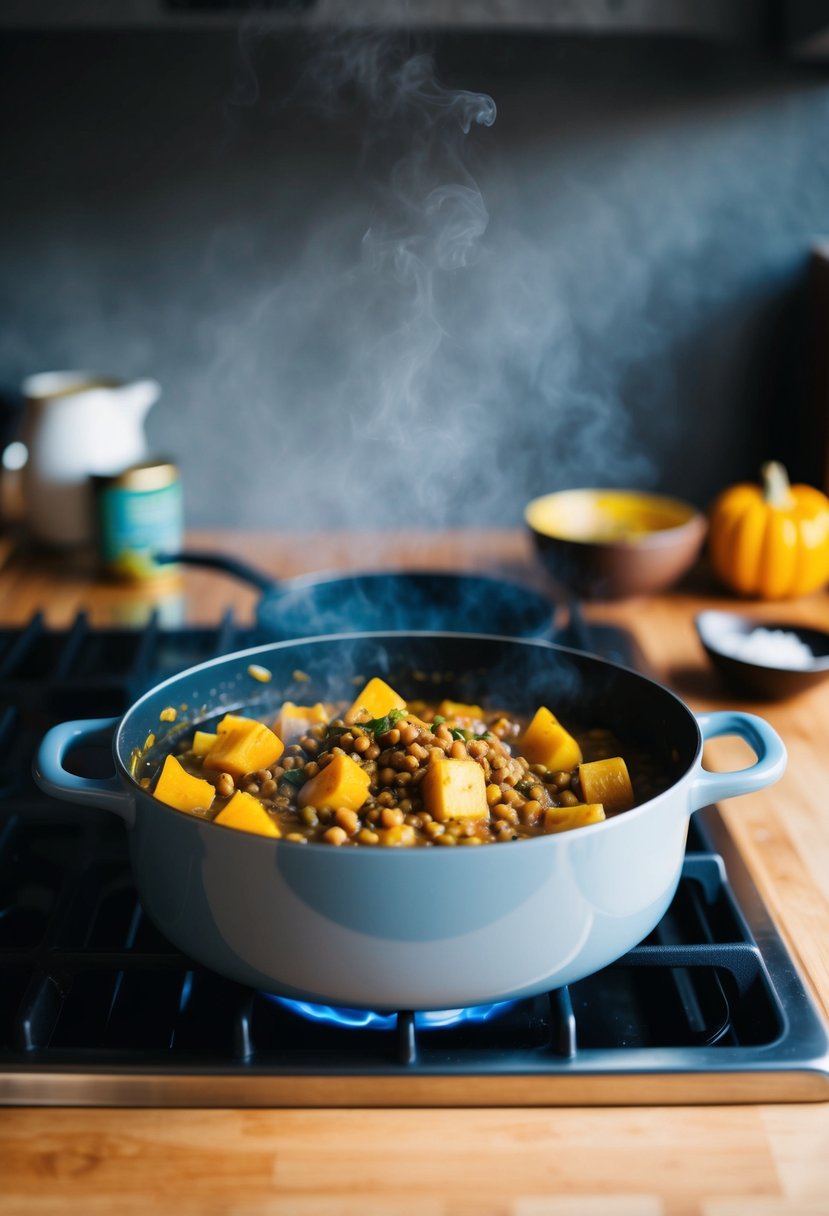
[695, 610, 829, 700]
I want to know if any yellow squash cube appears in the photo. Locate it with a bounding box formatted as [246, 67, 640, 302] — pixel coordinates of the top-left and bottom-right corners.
[543, 803, 606, 834]
[345, 677, 407, 725]
[298, 752, 371, 813]
[421, 757, 488, 822]
[191, 730, 218, 757]
[203, 714, 285, 781]
[520, 707, 583, 771]
[435, 700, 484, 723]
[578, 757, 635, 814]
[153, 754, 215, 814]
[214, 789, 281, 838]
[272, 701, 329, 746]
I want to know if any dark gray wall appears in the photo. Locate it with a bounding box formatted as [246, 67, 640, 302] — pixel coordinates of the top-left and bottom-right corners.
[2, 29, 828, 529]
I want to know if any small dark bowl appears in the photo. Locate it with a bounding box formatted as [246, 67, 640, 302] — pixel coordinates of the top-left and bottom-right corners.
[695, 610, 829, 700]
[525, 489, 707, 600]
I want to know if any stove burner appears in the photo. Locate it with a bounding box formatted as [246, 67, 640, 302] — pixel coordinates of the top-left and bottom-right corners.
[267, 996, 518, 1030]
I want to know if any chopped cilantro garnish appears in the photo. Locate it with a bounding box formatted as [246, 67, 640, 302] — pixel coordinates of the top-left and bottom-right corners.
[432, 716, 489, 742]
[327, 708, 406, 739]
[322, 725, 351, 742]
[279, 769, 307, 788]
[359, 707, 407, 736]
[318, 707, 407, 755]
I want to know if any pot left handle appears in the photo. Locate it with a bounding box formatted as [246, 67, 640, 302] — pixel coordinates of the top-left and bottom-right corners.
[689, 710, 787, 812]
[34, 717, 135, 826]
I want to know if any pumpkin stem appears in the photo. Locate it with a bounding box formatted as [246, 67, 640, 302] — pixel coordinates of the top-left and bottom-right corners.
[761, 460, 794, 509]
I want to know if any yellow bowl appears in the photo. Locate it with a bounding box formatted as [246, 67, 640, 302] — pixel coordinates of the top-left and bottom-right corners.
[525, 489, 707, 600]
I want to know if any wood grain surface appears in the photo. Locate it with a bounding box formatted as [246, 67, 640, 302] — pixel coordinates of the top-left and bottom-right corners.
[1, 528, 828, 1216]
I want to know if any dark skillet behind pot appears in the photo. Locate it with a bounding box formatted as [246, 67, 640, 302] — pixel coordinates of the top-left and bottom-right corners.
[159, 551, 556, 641]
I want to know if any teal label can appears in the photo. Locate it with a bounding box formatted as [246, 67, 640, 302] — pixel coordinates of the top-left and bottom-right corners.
[96, 461, 183, 581]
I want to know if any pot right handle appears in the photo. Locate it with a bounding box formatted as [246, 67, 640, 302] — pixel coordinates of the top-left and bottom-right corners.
[33, 717, 135, 826]
[689, 710, 787, 812]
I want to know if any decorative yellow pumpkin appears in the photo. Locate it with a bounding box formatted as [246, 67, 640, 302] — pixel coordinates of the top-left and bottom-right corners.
[708, 462, 829, 599]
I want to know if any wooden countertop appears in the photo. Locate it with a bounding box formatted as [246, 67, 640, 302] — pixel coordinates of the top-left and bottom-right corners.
[2, 528, 829, 1216]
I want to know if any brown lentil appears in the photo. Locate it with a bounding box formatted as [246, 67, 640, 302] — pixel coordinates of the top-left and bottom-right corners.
[335, 808, 359, 835]
[216, 772, 235, 798]
[521, 800, 543, 827]
[323, 826, 348, 846]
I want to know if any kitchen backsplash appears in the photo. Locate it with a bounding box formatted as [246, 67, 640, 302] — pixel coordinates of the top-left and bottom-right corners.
[1, 29, 827, 530]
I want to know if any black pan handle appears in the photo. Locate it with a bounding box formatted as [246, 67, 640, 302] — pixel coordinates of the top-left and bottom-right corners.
[555, 599, 595, 653]
[565, 600, 594, 651]
[155, 550, 278, 594]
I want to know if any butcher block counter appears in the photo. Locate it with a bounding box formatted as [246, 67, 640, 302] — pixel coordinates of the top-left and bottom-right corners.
[1, 527, 829, 1216]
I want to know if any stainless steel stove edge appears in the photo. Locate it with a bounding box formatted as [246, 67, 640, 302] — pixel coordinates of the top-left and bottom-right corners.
[2, 1064, 828, 1108]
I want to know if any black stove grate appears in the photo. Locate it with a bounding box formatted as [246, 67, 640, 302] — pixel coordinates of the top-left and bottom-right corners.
[1, 614, 828, 1106]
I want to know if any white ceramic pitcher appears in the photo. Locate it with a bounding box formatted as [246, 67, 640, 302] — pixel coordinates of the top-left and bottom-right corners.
[21, 371, 160, 547]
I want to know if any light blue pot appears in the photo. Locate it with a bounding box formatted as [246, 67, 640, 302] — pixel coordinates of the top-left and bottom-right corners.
[34, 633, 786, 1011]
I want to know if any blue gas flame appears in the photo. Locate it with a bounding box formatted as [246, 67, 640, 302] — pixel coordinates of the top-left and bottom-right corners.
[268, 996, 517, 1030]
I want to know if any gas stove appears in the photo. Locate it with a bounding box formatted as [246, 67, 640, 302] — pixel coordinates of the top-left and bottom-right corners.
[1, 612, 828, 1106]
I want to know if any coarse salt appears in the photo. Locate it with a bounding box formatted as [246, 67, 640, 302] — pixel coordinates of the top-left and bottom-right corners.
[717, 627, 814, 670]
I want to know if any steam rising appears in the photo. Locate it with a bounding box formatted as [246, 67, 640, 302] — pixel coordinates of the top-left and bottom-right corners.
[196, 28, 659, 530]
[296, 37, 496, 134]
[284, 31, 502, 513]
[2, 28, 697, 534]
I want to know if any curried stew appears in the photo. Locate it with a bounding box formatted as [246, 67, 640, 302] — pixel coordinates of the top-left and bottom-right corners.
[144, 675, 678, 846]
